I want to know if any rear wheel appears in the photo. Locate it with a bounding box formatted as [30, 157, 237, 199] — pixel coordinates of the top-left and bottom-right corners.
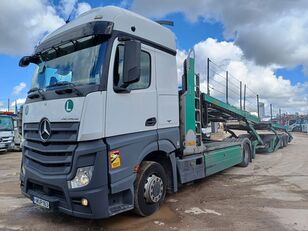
[238, 143, 250, 167]
[134, 161, 167, 216]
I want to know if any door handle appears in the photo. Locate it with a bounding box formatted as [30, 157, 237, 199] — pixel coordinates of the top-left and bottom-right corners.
[145, 117, 157, 126]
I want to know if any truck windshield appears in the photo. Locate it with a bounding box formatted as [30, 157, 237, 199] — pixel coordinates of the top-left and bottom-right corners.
[0, 116, 13, 131]
[31, 36, 108, 90]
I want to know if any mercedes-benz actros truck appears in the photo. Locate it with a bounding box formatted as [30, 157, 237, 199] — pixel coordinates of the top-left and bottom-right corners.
[19, 6, 291, 219]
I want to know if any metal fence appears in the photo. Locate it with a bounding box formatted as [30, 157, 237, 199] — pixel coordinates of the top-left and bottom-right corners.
[205, 58, 261, 117]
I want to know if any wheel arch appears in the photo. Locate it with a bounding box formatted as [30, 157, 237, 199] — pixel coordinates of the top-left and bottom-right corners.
[138, 139, 178, 193]
[141, 151, 173, 193]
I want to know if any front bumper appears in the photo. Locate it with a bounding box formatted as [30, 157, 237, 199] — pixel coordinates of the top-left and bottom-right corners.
[0, 141, 14, 151]
[21, 177, 109, 219]
[20, 139, 111, 219]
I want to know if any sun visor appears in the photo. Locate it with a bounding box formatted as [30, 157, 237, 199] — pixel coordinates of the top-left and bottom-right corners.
[35, 21, 114, 54]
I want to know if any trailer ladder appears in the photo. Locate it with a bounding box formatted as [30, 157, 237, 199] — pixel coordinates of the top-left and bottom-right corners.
[195, 74, 202, 146]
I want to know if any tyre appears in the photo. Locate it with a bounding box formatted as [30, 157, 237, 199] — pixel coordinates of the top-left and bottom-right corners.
[134, 161, 167, 216]
[238, 143, 250, 167]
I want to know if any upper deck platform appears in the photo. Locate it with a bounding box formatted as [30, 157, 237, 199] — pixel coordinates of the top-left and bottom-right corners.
[204, 94, 260, 124]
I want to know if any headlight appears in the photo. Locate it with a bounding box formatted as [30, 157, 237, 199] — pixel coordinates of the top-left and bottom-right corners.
[68, 166, 94, 189]
[21, 163, 25, 176]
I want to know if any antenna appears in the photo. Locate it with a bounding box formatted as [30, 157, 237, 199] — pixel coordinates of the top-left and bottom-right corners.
[65, 8, 75, 24]
[155, 20, 174, 26]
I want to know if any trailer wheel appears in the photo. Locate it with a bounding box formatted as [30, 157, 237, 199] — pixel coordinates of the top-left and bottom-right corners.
[134, 161, 167, 217]
[238, 143, 250, 167]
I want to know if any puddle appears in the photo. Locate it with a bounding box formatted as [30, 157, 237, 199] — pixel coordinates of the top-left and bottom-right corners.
[184, 207, 221, 216]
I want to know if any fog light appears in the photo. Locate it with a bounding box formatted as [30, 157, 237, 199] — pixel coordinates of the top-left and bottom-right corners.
[81, 198, 88, 207]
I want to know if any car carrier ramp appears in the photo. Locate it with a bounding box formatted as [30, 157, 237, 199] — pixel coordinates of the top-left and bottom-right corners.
[203, 94, 261, 124]
[180, 48, 292, 155]
[202, 89, 292, 154]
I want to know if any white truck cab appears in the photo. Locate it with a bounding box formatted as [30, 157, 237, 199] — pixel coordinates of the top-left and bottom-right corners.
[0, 113, 16, 151]
[20, 6, 180, 218]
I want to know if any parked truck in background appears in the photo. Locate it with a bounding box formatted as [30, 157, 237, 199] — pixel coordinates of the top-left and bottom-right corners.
[19, 6, 291, 219]
[288, 118, 308, 132]
[0, 112, 22, 152]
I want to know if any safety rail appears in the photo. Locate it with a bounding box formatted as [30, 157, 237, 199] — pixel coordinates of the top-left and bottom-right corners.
[203, 57, 290, 127]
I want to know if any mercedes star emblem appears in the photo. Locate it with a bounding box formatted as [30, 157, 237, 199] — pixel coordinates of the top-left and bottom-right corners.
[39, 118, 51, 142]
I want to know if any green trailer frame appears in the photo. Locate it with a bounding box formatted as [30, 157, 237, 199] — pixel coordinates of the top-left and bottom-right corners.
[177, 48, 293, 193]
[180, 50, 292, 156]
[202, 87, 292, 154]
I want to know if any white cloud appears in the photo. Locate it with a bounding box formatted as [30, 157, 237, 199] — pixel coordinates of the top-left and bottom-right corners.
[131, 0, 308, 75]
[177, 38, 308, 113]
[58, 0, 78, 18]
[75, 2, 92, 17]
[0, 0, 92, 56]
[10, 98, 26, 107]
[176, 49, 187, 84]
[0, 101, 8, 112]
[0, 0, 65, 56]
[58, 0, 92, 19]
[12, 82, 27, 95]
[119, 0, 130, 8]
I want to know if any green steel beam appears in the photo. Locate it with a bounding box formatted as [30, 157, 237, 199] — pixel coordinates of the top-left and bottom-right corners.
[271, 123, 288, 130]
[247, 122, 264, 145]
[185, 57, 196, 135]
[270, 127, 282, 152]
[204, 94, 261, 124]
[271, 124, 293, 142]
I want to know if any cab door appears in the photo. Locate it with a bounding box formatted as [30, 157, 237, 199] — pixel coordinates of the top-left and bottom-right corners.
[105, 39, 157, 137]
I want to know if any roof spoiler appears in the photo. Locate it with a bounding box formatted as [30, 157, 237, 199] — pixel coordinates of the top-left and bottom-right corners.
[155, 20, 174, 26]
[35, 21, 114, 54]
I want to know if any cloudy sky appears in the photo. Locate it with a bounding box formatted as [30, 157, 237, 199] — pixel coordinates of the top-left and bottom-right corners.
[0, 0, 308, 115]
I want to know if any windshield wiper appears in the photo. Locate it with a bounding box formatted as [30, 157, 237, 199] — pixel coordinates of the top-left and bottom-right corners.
[28, 87, 46, 100]
[48, 81, 84, 96]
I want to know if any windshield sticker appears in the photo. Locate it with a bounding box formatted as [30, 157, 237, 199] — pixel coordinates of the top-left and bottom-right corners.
[38, 62, 46, 73]
[45, 68, 72, 87]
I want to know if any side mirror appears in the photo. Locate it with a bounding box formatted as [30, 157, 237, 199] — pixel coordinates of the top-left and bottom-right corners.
[123, 40, 141, 85]
[19, 56, 31, 67]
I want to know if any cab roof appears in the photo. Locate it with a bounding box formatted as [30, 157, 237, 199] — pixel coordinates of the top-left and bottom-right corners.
[41, 6, 176, 54]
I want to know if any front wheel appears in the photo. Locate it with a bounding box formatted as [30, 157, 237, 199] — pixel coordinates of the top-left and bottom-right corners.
[238, 143, 250, 167]
[134, 161, 167, 216]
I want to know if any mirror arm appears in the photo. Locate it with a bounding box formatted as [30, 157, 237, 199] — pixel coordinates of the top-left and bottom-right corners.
[118, 36, 132, 42]
[113, 86, 131, 93]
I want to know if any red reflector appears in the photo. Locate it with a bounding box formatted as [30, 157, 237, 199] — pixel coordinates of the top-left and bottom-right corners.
[133, 165, 140, 172]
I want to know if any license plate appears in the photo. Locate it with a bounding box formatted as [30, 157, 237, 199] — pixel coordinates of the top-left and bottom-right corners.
[33, 196, 50, 209]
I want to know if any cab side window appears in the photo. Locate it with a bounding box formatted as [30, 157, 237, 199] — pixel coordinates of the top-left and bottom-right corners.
[114, 45, 151, 90]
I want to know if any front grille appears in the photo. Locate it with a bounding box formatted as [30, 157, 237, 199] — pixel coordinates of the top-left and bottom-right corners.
[0, 136, 12, 144]
[24, 122, 79, 142]
[28, 180, 66, 202]
[23, 122, 79, 175]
